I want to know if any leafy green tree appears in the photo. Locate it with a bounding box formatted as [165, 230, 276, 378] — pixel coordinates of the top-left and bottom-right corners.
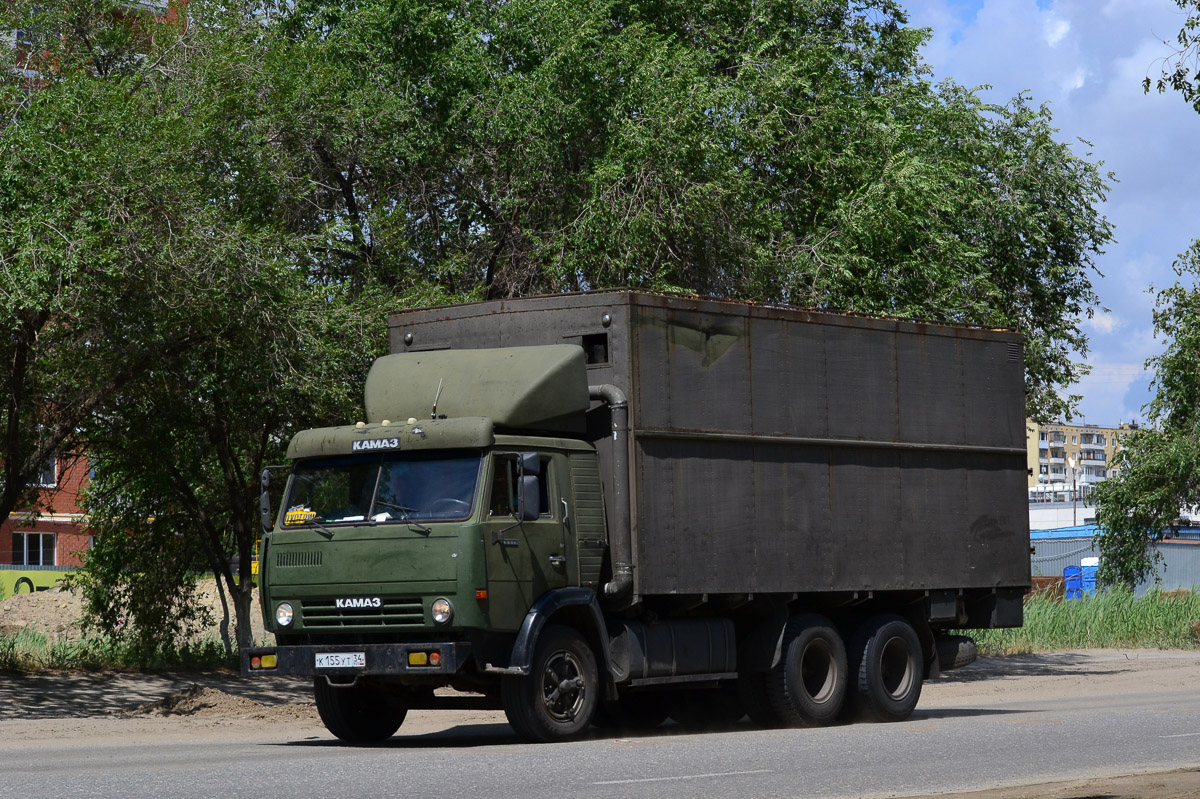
[1144, 0, 1200, 111]
[0, 0, 196, 530]
[252, 0, 1112, 421]
[7, 0, 1119, 654]
[1093, 243, 1200, 589]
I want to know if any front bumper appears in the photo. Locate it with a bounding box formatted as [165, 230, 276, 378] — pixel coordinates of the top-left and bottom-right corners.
[241, 641, 472, 677]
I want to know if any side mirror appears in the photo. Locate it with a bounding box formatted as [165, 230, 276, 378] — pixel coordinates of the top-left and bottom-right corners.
[260, 468, 273, 533]
[517, 452, 540, 477]
[516, 452, 541, 522]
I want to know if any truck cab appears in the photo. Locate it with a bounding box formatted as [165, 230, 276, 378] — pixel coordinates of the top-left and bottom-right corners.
[246, 346, 616, 741]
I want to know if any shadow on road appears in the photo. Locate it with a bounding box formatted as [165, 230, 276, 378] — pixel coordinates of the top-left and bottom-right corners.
[274, 722, 519, 749]
[0, 651, 1152, 723]
[0, 669, 309, 720]
[934, 652, 1126, 683]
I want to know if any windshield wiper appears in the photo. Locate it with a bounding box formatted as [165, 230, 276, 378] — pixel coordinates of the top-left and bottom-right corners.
[308, 519, 337, 540]
[374, 501, 433, 535]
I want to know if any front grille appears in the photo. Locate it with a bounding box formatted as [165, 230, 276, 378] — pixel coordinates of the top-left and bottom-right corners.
[300, 598, 425, 629]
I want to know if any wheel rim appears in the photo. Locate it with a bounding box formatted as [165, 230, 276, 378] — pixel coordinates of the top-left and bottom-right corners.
[800, 639, 839, 705]
[541, 649, 587, 723]
[879, 635, 916, 701]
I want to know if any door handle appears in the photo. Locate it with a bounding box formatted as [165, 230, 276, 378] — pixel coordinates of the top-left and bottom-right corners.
[548, 554, 566, 566]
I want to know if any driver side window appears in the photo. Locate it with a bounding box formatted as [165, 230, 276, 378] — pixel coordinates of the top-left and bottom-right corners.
[489, 455, 550, 517]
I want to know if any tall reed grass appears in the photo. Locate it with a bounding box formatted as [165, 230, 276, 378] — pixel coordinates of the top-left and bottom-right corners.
[971, 587, 1200, 656]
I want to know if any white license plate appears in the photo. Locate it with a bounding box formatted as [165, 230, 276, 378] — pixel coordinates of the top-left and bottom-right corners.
[315, 652, 366, 669]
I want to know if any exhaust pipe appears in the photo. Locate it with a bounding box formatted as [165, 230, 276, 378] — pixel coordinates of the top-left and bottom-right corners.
[589, 384, 632, 600]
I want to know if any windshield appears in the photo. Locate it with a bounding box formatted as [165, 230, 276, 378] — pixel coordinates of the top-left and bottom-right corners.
[283, 451, 481, 526]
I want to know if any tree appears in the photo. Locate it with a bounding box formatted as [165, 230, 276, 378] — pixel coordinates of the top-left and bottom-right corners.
[1144, 0, 1200, 112]
[0, 0, 199, 531]
[9, 0, 1117, 653]
[55, 2, 394, 656]
[1093, 243, 1200, 589]
[250, 0, 1112, 421]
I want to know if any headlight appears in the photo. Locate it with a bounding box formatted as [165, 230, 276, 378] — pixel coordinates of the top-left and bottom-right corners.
[431, 598, 453, 625]
[275, 602, 294, 627]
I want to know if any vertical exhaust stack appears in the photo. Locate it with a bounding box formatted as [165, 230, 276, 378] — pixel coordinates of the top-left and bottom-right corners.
[589, 384, 632, 600]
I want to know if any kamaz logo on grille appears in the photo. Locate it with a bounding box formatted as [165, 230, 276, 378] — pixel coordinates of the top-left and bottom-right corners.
[335, 597, 382, 609]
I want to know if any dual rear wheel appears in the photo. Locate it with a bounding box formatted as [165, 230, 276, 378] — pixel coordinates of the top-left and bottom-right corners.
[755, 613, 923, 727]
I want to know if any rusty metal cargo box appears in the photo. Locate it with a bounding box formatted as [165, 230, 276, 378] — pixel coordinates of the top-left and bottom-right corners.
[388, 292, 1030, 598]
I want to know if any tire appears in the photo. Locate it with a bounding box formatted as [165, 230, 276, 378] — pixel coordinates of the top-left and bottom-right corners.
[767, 613, 848, 726]
[935, 635, 978, 672]
[14, 577, 34, 594]
[502, 625, 599, 742]
[594, 691, 670, 732]
[313, 677, 408, 743]
[847, 615, 923, 723]
[738, 670, 783, 728]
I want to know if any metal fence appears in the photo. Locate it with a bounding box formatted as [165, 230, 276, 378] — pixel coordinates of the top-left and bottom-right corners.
[1030, 533, 1200, 596]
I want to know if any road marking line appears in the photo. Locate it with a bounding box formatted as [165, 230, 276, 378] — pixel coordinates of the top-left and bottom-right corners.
[593, 769, 772, 785]
[1160, 732, 1200, 738]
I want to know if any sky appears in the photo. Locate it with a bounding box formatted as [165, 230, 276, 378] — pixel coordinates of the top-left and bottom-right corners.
[899, 0, 1200, 426]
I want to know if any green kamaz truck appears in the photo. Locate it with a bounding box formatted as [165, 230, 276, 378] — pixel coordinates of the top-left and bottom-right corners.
[244, 291, 1030, 742]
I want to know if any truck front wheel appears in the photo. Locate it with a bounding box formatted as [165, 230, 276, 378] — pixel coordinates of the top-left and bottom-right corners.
[847, 615, 923, 722]
[313, 677, 408, 743]
[502, 625, 598, 742]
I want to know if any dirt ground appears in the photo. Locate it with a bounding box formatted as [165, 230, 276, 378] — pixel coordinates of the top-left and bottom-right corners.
[2, 587, 1198, 797]
[0, 579, 267, 644]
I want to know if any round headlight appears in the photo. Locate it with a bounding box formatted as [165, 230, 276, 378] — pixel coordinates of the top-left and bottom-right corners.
[431, 598, 453, 625]
[275, 602, 295, 627]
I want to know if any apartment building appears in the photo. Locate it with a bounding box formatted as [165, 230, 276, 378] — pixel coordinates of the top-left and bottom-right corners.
[1025, 420, 1138, 492]
[0, 453, 92, 568]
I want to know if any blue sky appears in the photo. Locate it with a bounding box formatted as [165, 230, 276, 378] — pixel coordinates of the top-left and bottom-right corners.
[900, 0, 1200, 425]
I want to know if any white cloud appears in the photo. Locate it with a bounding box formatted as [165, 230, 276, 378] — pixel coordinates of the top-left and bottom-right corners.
[903, 0, 1200, 422]
[1046, 18, 1071, 47]
[1085, 313, 1122, 334]
[1059, 66, 1087, 93]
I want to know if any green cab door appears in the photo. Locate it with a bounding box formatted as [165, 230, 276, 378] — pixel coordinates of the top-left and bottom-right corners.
[482, 452, 570, 630]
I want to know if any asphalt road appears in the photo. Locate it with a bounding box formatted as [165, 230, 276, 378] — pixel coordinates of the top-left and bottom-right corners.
[3, 651, 1199, 798]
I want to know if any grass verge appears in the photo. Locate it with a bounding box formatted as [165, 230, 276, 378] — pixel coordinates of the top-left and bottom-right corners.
[971, 587, 1200, 656]
[0, 629, 234, 672]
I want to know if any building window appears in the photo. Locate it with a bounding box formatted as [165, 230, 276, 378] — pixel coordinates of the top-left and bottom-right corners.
[34, 456, 57, 487]
[12, 532, 56, 566]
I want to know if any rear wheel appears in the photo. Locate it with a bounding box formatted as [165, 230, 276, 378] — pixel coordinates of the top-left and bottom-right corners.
[313, 677, 408, 743]
[767, 613, 848, 726]
[847, 615, 923, 722]
[502, 625, 598, 742]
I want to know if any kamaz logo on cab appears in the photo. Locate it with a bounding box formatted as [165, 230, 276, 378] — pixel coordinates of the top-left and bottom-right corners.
[352, 438, 400, 451]
[335, 597, 382, 609]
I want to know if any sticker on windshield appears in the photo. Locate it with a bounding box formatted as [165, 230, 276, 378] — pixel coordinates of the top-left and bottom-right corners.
[284, 505, 317, 526]
[352, 437, 400, 452]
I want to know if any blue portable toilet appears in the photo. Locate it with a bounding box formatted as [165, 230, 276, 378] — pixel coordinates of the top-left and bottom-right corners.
[1064, 565, 1083, 600]
[1081, 557, 1099, 596]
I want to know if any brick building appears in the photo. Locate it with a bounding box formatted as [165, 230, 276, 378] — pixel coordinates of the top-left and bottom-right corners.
[0, 454, 93, 568]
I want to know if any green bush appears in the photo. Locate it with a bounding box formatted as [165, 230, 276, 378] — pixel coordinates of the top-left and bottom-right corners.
[0, 630, 234, 672]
